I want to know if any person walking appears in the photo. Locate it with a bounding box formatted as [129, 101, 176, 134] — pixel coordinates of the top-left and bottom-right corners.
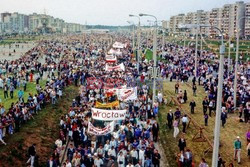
[173, 118, 180, 138]
[27, 144, 36, 167]
[234, 136, 242, 164]
[181, 115, 188, 133]
[189, 100, 196, 114]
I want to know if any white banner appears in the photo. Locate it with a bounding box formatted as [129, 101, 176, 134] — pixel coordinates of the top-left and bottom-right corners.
[117, 87, 137, 101]
[108, 48, 122, 56]
[88, 121, 114, 136]
[112, 42, 125, 49]
[105, 63, 125, 71]
[106, 54, 117, 62]
[92, 108, 127, 121]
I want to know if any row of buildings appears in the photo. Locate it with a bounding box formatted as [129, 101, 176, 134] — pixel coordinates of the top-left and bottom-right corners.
[167, 1, 250, 39]
[0, 12, 86, 35]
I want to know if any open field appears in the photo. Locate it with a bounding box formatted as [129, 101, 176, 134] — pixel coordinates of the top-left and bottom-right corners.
[159, 81, 249, 166]
[0, 85, 79, 167]
[167, 37, 250, 60]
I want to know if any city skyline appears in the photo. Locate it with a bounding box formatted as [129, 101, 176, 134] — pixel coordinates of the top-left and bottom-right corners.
[0, 0, 248, 26]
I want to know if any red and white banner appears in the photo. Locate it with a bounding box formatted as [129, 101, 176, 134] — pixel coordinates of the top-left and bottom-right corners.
[105, 63, 125, 71]
[117, 87, 137, 101]
[105, 54, 117, 63]
[91, 108, 127, 121]
[88, 121, 114, 136]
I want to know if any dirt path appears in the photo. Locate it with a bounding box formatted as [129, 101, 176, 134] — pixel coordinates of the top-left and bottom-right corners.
[155, 142, 169, 167]
[0, 86, 79, 167]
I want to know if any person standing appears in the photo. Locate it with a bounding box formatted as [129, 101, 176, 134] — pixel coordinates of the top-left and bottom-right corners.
[152, 122, 159, 142]
[181, 115, 188, 133]
[202, 97, 209, 115]
[192, 84, 197, 96]
[3, 83, 8, 99]
[183, 90, 188, 103]
[189, 100, 196, 114]
[117, 151, 125, 167]
[234, 136, 242, 164]
[247, 142, 250, 158]
[167, 110, 174, 129]
[175, 82, 179, 94]
[204, 114, 208, 126]
[221, 108, 227, 128]
[178, 136, 186, 152]
[199, 158, 208, 167]
[173, 118, 179, 138]
[9, 83, 14, 99]
[152, 149, 161, 167]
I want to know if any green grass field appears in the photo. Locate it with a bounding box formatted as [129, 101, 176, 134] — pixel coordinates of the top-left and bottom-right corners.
[0, 80, 46, 110]
[172, 38, 250, 60]
[159, 81, 249, 166]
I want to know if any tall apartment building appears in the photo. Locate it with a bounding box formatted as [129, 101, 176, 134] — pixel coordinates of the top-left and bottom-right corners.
[209, 8, 223, 38]
[245, 3, 250, 38]
[0, 12, 29, 33]
[168, 1, 248, 38]
[0, 12, 85, 34]
[169, 14, 185, 33]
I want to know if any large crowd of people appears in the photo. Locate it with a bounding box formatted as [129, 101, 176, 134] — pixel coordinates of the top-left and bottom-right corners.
[0, 32, 249, 167]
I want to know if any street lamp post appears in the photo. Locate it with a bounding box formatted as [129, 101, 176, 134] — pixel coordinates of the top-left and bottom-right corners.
[210, 26, 225, 167]
[234, 16, 246, 110]
[180, 23, 225, 167]
[129, 14, 141, 74]
[194, 27, 199, 78]
[139, 13, 158, 104]
[127, 21, 135, 55]
[162, 29, 165, 50]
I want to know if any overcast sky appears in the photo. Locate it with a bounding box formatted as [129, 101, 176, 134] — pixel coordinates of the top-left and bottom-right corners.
[0, 0, 249, 25]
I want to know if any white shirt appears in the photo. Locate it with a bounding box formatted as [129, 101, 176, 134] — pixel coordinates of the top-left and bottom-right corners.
[182, 117, 188, 123]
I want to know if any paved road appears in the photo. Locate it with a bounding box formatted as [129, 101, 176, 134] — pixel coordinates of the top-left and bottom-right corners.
[0, 42, 37, 61]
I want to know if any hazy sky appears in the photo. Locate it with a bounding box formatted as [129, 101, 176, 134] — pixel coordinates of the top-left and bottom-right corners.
[0, 0, 249, 25]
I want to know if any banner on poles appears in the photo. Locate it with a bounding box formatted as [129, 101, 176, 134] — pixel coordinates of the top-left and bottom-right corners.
[105, 63, 125, 71]
[91, 108, 127, 121]
[88, 121, 114, 136]
[95, 100, 119, 108]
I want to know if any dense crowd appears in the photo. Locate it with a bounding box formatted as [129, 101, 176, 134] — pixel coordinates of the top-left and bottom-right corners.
[0, 32, 249, 167]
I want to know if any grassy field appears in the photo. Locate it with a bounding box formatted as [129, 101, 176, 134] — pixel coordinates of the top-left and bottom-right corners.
[0, 36, 41, 46]
[0, 85, 79, 167]
[0, 80, 47, 110]
[159, 81, 249, 166]
[172, 38, 250, 60]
